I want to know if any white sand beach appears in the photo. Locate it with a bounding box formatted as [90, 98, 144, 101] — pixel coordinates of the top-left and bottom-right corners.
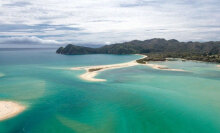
[0, 101, 25, 121]
[70, 60, 139, 82]
[70, 55, 186, 82]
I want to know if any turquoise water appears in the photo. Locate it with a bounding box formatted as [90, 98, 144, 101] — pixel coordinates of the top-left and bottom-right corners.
[0, 49, 220, 133]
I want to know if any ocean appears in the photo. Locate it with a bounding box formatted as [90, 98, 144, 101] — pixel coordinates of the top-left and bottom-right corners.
[0, 49, 220, 133]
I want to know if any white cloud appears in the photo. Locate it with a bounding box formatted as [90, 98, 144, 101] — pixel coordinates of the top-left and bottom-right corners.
[0, 0, 220, 46]
[0, 36, 64, 45]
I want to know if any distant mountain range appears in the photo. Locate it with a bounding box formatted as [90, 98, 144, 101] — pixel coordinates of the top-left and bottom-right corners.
[56, 38, 220, 55]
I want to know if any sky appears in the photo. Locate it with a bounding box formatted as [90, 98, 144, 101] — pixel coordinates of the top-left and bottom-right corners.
[0, 0, 220, 47]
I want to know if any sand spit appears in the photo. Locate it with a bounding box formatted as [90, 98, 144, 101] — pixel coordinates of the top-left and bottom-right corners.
[0, 101, 25, 121]
[70, 55, 186, 82]
[144, 63, 186, 72]
[217, 65, 220, 68]
[70, 60, 139, 82]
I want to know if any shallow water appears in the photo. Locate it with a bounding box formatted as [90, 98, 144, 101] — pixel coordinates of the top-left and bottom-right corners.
[0, 49, 220, 133]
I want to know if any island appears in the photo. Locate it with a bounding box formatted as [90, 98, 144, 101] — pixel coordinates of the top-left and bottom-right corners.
[56, 38, 220, 63]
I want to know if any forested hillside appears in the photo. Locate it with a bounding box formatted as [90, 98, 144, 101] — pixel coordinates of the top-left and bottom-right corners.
[57, 38, 220, 55]
[56, 38, 220, 63]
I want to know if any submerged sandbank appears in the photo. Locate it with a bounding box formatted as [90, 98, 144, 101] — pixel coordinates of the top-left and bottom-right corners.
[144, 63, 186, 72]
[0, 73, 5, 77]
[0, 101, 25, 121]
[70, 55, 186, 82]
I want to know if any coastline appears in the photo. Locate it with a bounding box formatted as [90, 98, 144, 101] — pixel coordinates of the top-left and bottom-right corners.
[70, 55, 186, 82]
[0, 101, 26, 121]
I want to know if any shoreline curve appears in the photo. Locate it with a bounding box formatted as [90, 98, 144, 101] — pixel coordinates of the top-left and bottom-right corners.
[70, 55, 186, 82]
[0, 101, 26, 121]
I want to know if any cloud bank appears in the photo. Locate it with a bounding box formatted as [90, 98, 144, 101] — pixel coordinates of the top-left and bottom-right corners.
[0, 36, 63, 45]
[0, 0, 220, 47]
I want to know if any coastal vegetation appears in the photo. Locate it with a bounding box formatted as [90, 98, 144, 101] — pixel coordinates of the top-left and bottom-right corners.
[88, 68, 103, 72]
[57, 38, 220, 63]
[137, 52, 220, 63]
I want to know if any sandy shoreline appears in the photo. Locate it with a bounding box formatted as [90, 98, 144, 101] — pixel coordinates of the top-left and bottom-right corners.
[0, 101, 25, 121]
[217, 65, 220, 68]
[70, 55, 186, 82]
[71, 60, 139, 82]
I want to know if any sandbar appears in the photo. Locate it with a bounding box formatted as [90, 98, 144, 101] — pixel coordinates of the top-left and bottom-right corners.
[0, 73, 4, 77]
[144, 63, 186, 72]
[70, 55, 186, 82]
[0, 101, 25, 121]
[70, 60, 139, 82]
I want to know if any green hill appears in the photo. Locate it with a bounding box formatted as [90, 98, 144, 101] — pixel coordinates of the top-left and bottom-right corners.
[56, 38, 220, 63]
